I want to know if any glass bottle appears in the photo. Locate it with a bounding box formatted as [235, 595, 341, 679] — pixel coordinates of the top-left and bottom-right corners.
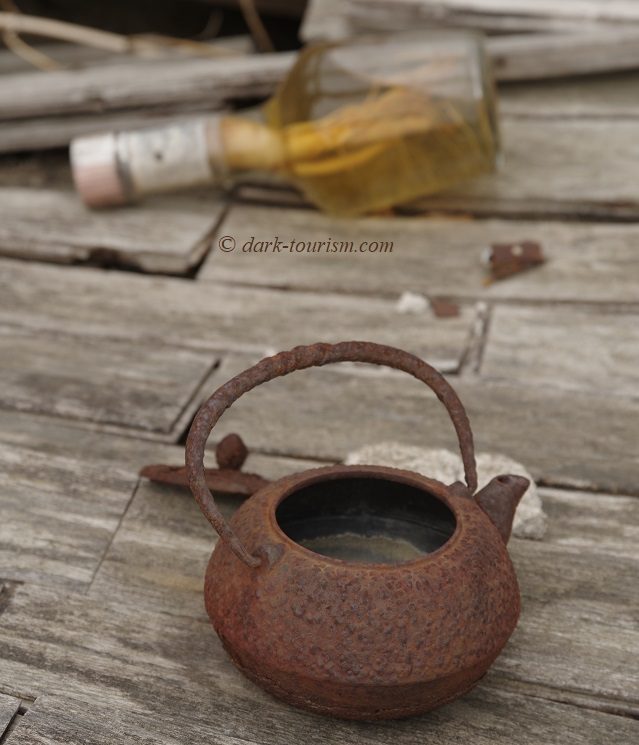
[72, 31, 498, 216]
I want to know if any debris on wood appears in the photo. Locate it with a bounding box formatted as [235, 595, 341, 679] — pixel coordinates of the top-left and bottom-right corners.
[396, 291, 429, 314]
[484, 241, 546, 282]
[430, 298, 460, 318]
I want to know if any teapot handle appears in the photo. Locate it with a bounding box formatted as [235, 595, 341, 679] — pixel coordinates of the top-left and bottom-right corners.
[186, 341, 477, 568]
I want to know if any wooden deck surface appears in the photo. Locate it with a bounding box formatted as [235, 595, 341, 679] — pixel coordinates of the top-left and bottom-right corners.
[0, 64, 638, 745]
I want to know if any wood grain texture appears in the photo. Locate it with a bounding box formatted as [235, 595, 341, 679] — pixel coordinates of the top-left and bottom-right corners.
[199, 204, 639, 304]
[0, 692, 19, 738]
[0, 410, 187, 591]
[0, 187, 226, 274]
[200, 353, 639, 494]
[0, 259, 477, 373]
[482, 305, 639, 397]
[487, 30, 639, 81]
[0, 438, 137, 590]
[345, 0, 639, 33]
[0, 324, 218, 433]
[0, 52, 294, 122]
[500, 71, 639, 118]
[7, 684, 638, 745]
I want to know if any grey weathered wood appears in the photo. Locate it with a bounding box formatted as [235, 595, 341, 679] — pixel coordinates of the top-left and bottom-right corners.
[411, 116, 639, 220]
[0, 438, 138, 590]
[0, 259, 477, 374]
[7, 683, 639, 745]
[201, 353, 639, 494]
[0, 410, 190, 591]
[0, 104, 226, 154]
[200, 204, 639, 305]
[500, 71, 639, 119]
[345, 0, 639, 34]
[0, 187, 226, 273]
[304, 3, 639, 79]
[0, 36, 253, 76]
[0, 693, 20, 738]
[487, 30, 639, 81]
[482, 306, 639, 397]
[0, 324, 218, 433]
[0, 52, 294, 123]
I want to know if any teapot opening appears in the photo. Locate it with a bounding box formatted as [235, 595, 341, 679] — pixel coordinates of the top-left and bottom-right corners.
[275, 476, 456, 565]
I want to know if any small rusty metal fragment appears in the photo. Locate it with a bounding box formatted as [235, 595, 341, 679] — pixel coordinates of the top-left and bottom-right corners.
[485, 240, 545, 282]
[139, 463, 268, 497]
[140, 432, 268, 497]
[430, 297, 460, 318]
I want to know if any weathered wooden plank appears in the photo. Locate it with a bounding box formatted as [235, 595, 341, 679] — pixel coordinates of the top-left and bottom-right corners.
[0, 52, 294, 123]
[0, 259, 477, 373]
[411, 117, 639, 220]
[7, 686, 638, 745]
[0, 692, 19, 738]
[199, 204, 639, 304]
[0, 409, 191, 592]
[500, 71, 639, 119]
[201, 354, 639, 494]
[304, 0, 639, 76]
[345, 0, 639, 33]
[487, 30, 639, 81]
[0, 36, 253, 76]
[0, 408, 179, 463]
[0, 187, 226, 273]
[482, 306, 639, 397]
[0, 439, 137, 590]
[0, 324, 217, 433]
[0, 105, 225, 154]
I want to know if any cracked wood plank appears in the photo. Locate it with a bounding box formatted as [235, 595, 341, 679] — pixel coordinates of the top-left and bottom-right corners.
[0, 259, 476, 374]
[198, 354, 639, 494]
[0, 187, 226, 274]
[199, 204, 639, 304]
[0, 692, 20, 738]
[0, 324, 218, 433]
[0, 439, 137, 590]
[0, 411, 193, 590]
[481, 306, 639, 397]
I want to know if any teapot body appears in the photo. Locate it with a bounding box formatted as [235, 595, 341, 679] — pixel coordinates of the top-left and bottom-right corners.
[204, 465, 520, 720]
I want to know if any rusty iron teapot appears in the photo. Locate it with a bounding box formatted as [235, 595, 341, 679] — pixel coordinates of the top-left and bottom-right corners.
[185, 341, 528, 720]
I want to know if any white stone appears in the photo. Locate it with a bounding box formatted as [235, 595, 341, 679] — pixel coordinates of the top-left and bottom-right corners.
[395, 291, 430, 314]
[344, 442, 547, 540]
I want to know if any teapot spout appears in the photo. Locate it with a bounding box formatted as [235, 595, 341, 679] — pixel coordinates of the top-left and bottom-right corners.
[475, 475, 530, 543]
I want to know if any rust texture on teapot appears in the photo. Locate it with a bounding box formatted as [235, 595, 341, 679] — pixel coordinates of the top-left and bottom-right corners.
[186, 341, 528, 720]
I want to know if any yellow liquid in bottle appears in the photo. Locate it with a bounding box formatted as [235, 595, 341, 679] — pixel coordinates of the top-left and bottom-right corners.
[264, 34, 499, 216]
